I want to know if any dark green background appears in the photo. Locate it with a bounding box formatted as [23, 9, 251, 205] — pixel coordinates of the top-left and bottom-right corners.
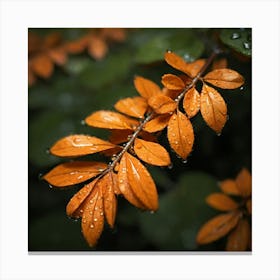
[28, 28, 251, 251]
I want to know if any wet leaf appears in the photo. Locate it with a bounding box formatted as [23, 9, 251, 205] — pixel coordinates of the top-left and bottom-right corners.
[161, 74, 185, 90]
[183, 87, 200, 118]
[50, 134, 116, 157]
[200, 84, 227, 134]
[118, 152, 158, 211]
[148, 94, 177, 114]
[212, 58, 228, 70]
[235, 168, 252, 197]
[143, 114, 170, 133]
[114, 96, 148, 118]
[204, 69, 244, 89]
[134, 76, 161, 99]
[196, 211, 240, 244]
[43, 161, 107, 187]
[85, 110, 139, 130]
[134, 138, 171, 166]
[219, 179, 240, 196]
[30, 54, 53, 78]
[226, 219, 250, 251]
[167, 111, 194, 160]
[206, 193, 239, 211]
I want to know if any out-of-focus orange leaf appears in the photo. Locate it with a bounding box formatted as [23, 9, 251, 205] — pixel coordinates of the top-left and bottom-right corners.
[65, 36, 89, 54]
[114, 96, 148, 118]
[66, 179, 98, 217]
[204, 69, 244, 89]
[196, 211, 240, 244]
[85, 110, 139, 130]
[81, 182, 104, 247]
[161, 74, 185, 90]
[200, 84, 227, 134]
[219, 179, 240, 196]
[206, 193, 239, 211]
[101, 28, 126, 42]
[48, 47, 67, 65]
[235, 168, 252, 197]
[134, 138, 171, 166]
[44, 32, 62, 48]
[134, 76, 161, 99]
[226, 219, 250, 251]
[183, 87, 200, 118]
[101, 171, 117, 228]
[212, 58, 228, 70]
[30, 54, 53, 78]
[143, 114, 170, 133]
[167, 111, 194, 160]
[118, 152, 158, 211]
[88, 35, 108, 60]
[50, 134, 116, 157]
[148, 94, 176, 114]
[43, 161, 107, 187]
[246, 199, 252, 214]
[164, 51, 206, 77]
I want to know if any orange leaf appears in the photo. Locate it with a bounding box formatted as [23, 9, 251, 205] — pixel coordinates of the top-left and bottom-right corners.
[226, 219, 250, 251]
[114, 96, 148, 118]
[183, 87, 200, 118]
[134, 76, 161, 99]
[206, 193, 239, 211]
[44, 32, 61, 48]
[109, 129, 133, 144]
[81, 183, 104, 247]
[148, 94, 176, 114]
[143, 114, 170, 133]
[164, 51, 205, 77]
[85, 110, 139, 130]
[200, 84, 227, 134]
[196, 211, 240, 244]
[235, 168, 252, 197]
[219, 179, 240, 196]
[66, 179, 98, 217]
[161, 74, 185, 90]
[48, 47, 67, 65]
[134, 138, 171, 166]
[101, 171, 117, 228]
[65, 36, 89, 54]
[246, 199, 252, 215]
[204, 69, 244, 89]
[167, 111, 194, 160]
[30, 54, 53, 78]
[212, 58, 228, 70]
[43, 161, 107, 187]
[88, 36, 108, 60]
[118, 152, 158, 211]
[50, 134, 116, 157]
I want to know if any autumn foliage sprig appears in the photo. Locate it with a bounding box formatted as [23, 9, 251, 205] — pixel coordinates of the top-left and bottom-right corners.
[43, 50, 245, 247]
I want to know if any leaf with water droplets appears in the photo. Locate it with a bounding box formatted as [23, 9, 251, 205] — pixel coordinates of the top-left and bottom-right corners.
[183, 87, 200, 118]
[196, 211, 240, 244]
[164, 51, 206, 78]
[118, 152, 158, 211]
[66, 179, 98, 217]
[143, 114, 171, 133]
[43, 161, 107, 187]
[235, 168, 252, 197]
[161, 74, 185, 90]
[85, 110, 139, 130]
[148, 94, 176, 115]
[167, 111, 194, 160]
[204, 69, 244, 89]
[134, 138, 171, 166]
[81, 184, 104, 247]
[114, 96, 148, 118]
[226, 219, 250, 251]
[219, 179, 240, 196]
[206, 193, 239, 211]
[200, 84, 227, 134]
[134, 76, 161, 99]
[50, 134, 116, 157]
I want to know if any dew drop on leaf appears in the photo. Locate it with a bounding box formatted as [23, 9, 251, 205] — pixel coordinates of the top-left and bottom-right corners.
[168, 163, 173, 169]
[243, 42, 251, 49]
[231, 33, 240, 39]
[80, 120, 86, 125]
[182, 159, 188, 164]
[48, 184, 53, 189]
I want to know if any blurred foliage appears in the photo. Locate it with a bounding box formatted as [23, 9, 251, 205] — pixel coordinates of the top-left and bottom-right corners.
[29, 28, 251, 251]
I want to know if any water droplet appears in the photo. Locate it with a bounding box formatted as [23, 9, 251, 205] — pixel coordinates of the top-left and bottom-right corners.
[77, 175, 83, 179]
[174, 141, 178, 145]
[94, 207, 98, 211]
[174, 98, 178, 102]
[48, 184, 53, 189]
[90, 211, 93, 215]
[150, 211, 155, 214]
[79, 209, 83, 213]
[46, 148, 50, 154]
[90, 200, 93, 204]
[94, 218, 98, 222]
[239, 86, 244, 91]
[90, 224, 94, 228]
[81, 120, 86, 125]
[100, 212, 104, 216]
[231, 33, 240, 39]
[119, 179, 123, 183]
[216, 132, 221, 136]
[38, 173, 43, 180]
[168, 163, 173, 169]
[82, 219, 86, 223]
[182, 159, 188, 164]
[243, 42, 251, 49]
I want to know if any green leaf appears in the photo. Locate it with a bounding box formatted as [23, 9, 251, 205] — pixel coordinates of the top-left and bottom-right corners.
[138, 171, 219, 250]
[220, 28, 251, 57]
